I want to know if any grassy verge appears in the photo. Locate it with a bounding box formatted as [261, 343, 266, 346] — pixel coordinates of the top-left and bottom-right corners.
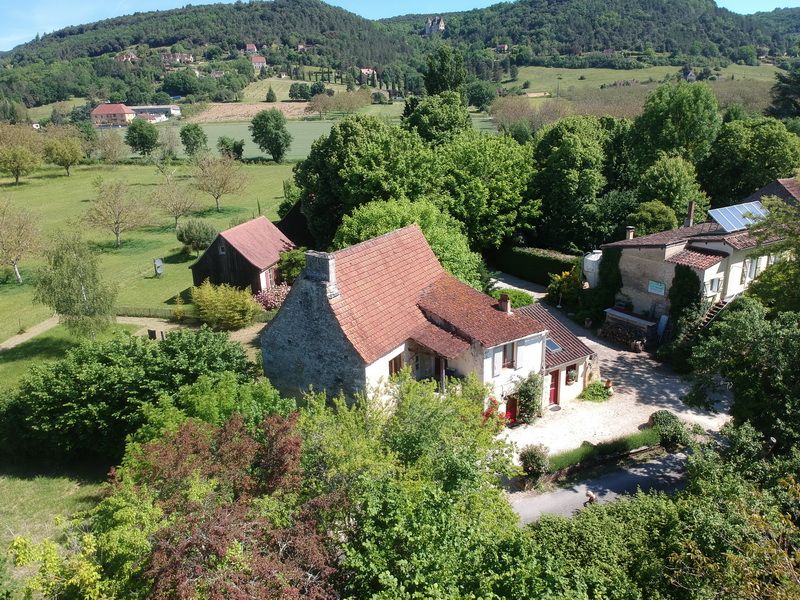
[0, 323, 138, 391]
[549, 428, 661, 472]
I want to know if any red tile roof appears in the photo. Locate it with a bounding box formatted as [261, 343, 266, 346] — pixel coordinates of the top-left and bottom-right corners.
[418, 275, 545, 348]
[328, 225, 545, 364]
[91, 103, 134, 115]
[250, 55, 266, 64]
[690, 230, 763, 251]
[246, 43, 257, 51]
[219, 216, 294, 271]
[666, 248, 727, 270]
[518, 304, 593, 369]
[602, 222, 721, 249]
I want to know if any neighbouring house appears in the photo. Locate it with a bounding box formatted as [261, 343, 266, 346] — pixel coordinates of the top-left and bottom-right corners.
[495, 44, 509, 53]
[115, 50, 138, 62]
[160, 52, 194, 64]
[91, 103, 136, 127]
[359, 67, 375, 77]
[742, 177, 800, 206]
[129, 104, 182, 118]
[209, 69, 226, 78]
[190, 216, 295, 293]
[250, 55, 267, 71]
[135, 112, 166, 124]
[245, 43, 257, 54]
[262, 225, 595, 414]
[599, 199, 782, 323]
[518, 304, 596, 412]
[425, 16, 446, 35]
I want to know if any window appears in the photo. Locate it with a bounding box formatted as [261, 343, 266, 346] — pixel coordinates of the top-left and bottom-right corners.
[218, 241, 226, 255]
[708, 278, 721, 293]
[389, 353, 403, 376]
[741, 259, 751, 284]
[749, 258, 758, 280]
[546, 339, 562, 353]
[502, 342, 516, 369]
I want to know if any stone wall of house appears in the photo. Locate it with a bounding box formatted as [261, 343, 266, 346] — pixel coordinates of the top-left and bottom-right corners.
[261, 273, 366, 399]
[618, 246, 675, 317]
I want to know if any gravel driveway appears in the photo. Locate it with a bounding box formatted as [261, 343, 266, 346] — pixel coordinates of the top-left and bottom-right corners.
[493, 274, 730, 456]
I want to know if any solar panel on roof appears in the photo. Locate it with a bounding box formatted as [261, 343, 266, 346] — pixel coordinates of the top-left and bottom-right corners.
[546, 339, 562, 353]
[709, 201, 768, 233]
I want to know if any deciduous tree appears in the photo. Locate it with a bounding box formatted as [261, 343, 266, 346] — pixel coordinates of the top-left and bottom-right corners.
[402, 91, 470, 145]
[44, 137, 84, 176]
[33, 231, 117, 337]
[176, 218, 217, 254]
[152, 175, 197, 228]
[125, 118, 159, 156]
[0, 145, 40, 185]
[424, 46, 467, 95]
[193, 155, 246, 211]
[250, 109, 292, 163]
[627, 200, 678, 236]
[95, 130, 128, 165]
[637, 154, 709, 221]
[179, 123, 207, 157]
[0, 198, 39, 283]
[295, 115, 435, 247]
[85, 179, 150, 247]
[435, 129, 535, 249]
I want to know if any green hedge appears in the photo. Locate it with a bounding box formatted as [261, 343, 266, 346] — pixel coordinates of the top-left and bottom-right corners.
[548, 428, 661, 471]
[490, 246, 580, 285]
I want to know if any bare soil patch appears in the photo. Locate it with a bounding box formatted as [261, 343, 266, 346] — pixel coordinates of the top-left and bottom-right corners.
[188, 101, 309, 123]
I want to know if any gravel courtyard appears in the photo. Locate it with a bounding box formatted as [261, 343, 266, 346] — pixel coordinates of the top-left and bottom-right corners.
[493, 275, 731, 456]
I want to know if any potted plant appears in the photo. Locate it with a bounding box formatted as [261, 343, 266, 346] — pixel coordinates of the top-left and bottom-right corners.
[566, 368, 578, 385]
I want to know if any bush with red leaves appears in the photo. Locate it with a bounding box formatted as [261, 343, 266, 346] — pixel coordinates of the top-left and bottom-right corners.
[253, 283, 291, 311]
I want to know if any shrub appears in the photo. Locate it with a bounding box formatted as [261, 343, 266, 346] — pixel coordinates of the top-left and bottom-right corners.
[579, 381, 610, 402]
[490, 246, 579, 285]
[254, 283, 290, 310]
[515, 372, 543, 424]
[176, 218, 217, 254]
[490, 288, 534, 308]
[519, 444, 550, 479]
[172, 293, 186, 322]
[191, 279, 260, 330]
[650, 410, 691, 451]
[547, 267, 582, 308]
[277, 248, 306, 285]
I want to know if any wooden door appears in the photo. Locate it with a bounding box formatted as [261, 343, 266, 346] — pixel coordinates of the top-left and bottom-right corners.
[549, 370, 559, 405]
[505, 395, 518, 424]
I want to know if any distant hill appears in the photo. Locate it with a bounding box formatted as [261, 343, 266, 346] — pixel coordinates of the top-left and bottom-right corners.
[5, 0, 413, 66]
[384, 0, 800, 61]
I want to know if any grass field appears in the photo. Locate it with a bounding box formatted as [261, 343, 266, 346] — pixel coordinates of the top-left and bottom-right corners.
[27, 97, 87, 122]
[0, 163, 291, 342]
[242, 77, 347, 103]
[0, 324, 138, 391]
[516, 63, 779, 96]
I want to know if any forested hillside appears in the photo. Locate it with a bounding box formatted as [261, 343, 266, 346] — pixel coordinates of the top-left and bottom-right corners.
[6, 0, 413, 67]
[386, 0, 800, 64]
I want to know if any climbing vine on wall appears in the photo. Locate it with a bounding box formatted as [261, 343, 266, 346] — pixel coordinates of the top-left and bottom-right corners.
[515, 372, 543, 424]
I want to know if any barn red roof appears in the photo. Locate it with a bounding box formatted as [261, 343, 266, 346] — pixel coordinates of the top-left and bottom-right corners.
[518, 304, 593, 369]
[91, 103, 134, 115]
[250, 55, 266, 64]
[328, 225, 544, 364]
[219, 216, 295, 271]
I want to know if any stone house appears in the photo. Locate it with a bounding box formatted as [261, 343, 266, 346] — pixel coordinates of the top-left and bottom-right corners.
[90, 103, 135, 127]
[250, 55, 267, 71]
[600, 200, 781, 320]
[190, 217, 294, 293]
[245, 43, 258, 54]
[160, 52, 194, 64]
[262, 226, 594, 415]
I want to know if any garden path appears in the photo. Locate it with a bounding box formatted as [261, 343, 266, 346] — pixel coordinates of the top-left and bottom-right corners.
[0, 316, 59, 351]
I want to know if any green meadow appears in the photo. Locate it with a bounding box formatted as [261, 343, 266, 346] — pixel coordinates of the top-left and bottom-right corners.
[0, 163, 292, 342]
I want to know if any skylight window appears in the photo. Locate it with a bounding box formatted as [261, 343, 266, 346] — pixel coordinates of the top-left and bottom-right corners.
[546, 339, 562, 353]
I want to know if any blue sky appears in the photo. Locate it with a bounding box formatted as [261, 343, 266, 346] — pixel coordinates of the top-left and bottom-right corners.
[0, 0, 798, 51]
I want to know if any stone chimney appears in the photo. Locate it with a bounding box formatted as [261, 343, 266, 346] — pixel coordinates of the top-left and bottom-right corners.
[498, 293, 512, 314]
[625, 226, 635, 240]
[305, 251, 339, 298]
[684, 201, 696, 228]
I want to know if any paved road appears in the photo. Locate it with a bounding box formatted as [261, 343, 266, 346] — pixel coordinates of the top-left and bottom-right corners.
[509, 452, 687, 525]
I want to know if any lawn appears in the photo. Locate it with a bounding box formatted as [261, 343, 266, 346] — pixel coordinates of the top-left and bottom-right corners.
[27, 97, 87, 122]
[0, 162, 291, 342]
[0, 323, 138, 391]
[190, 120, 335, 160]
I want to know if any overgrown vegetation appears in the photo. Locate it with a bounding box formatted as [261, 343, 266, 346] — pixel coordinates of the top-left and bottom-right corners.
[579, 381, 611, 402]
[191, 279, 260, 330]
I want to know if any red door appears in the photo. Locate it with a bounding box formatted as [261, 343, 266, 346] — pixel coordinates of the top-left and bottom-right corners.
[505, 396, 518, 424]
[549, 370, 559, 405]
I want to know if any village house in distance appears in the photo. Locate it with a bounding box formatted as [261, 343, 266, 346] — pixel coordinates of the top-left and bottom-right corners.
[90, 102, 181, 127]
[262, 225, 594, 419]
